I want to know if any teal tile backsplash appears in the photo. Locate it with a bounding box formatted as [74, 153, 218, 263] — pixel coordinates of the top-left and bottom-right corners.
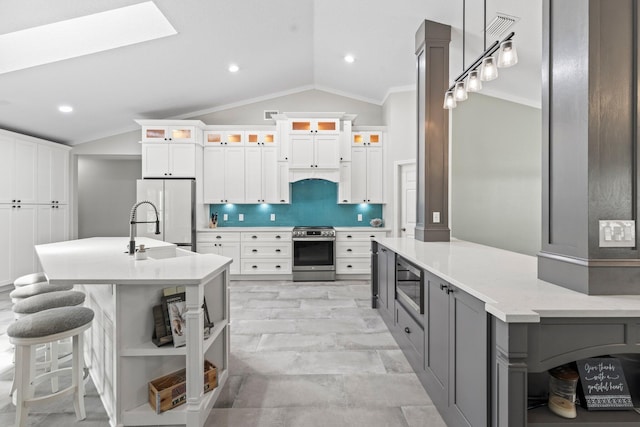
[209, 179, 383, 227]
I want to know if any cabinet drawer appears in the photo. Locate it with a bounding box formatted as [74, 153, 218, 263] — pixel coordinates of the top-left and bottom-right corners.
[396, 302, 425, 359]
[241, 259, 291, 274]
[336, 241, 371, 257]
[197, 231, 240, 243]
[241, 231, 291, 242]
[336, 231, 386, 242]
[336, 258, 371, 274]
[242, 242, 291, 258]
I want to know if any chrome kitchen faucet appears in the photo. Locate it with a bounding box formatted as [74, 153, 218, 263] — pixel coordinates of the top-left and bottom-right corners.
[129, 200, 161, 255]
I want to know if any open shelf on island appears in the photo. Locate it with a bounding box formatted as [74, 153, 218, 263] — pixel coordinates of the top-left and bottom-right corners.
[528, 405, 640, 426]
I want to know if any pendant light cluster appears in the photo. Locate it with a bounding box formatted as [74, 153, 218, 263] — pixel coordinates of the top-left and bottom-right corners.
[443, 0, 519, 110]
[443, 32, 518, 109]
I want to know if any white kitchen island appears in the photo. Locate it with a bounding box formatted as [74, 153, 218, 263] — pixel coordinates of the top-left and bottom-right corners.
[35, 237, 231, 427]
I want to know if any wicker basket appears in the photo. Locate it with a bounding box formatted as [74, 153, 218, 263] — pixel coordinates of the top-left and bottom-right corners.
[148, 360, 217, 414]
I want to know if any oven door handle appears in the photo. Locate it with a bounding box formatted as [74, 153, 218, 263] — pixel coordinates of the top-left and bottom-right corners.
[292, 238, 336, 242]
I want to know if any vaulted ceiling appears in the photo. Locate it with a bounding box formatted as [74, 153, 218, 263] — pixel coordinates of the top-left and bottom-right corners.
[0, 0, 541, 145]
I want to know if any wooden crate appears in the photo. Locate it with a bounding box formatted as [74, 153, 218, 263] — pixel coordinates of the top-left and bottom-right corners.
[148, 360, 217, 414]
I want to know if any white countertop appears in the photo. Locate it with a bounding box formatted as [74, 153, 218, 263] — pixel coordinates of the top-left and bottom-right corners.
[376, 237, 640, 323]
[197, 227, 294, 232]
[36, 237, 232, 286]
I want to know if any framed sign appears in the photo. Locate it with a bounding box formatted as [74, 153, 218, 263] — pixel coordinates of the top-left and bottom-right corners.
[576, 358, 633, 410]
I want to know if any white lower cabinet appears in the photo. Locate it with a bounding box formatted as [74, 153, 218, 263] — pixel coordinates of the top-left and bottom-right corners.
[37, 204, 69, 245]
[240, 231, 292, 275]
[335, 230, 388, 275]
[3, 204, 38, 282]
[197, 231, 241, 275]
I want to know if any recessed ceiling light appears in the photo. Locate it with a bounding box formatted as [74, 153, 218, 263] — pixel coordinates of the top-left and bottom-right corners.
[344, 55, 355, 63]
[58, 105, 73, 113]
[0, 2, 177, 75]
[228, 64, 240, 73]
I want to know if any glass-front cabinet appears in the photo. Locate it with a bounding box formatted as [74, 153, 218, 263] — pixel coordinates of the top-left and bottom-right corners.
[204, 131, 245, 146]
[289, 119, 340, 134]
[141, 125, 197, 143]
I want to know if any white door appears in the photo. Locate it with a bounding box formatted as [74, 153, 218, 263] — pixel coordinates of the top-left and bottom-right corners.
[51, 205, 69, 243]
[244, 146, 263, 203]
[0, 136, 14, 203]
[225, 147, 246, 204]
[351, 147, 367, 203]
[37, 204, 53, 244]
[277, 161, 290, 203]
[289, 134, 314, 168]
[12, 204, 37, 279]
[366, 147, 384, 203]
[220, 242, 241, 275]
[0, 205, 13, 285]
[168, 144, 196, 177]
[203, 147, 226, 203]
[262, 146, 279, 203]
[164, 180, 193, 245]
[14, 140, 37, 204]
[314, 134, 340, 169]
[338, 162, 352, 203]
[50, 147, 69, 204]
[400, 163, 417, 238]
[142, 144, 170, 178]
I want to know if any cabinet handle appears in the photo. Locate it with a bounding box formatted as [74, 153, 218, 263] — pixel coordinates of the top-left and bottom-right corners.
[370, 235, 375, 238]
[17, 205, 21, 208]
[216, 236, 222, 239]
[446, 288, 454, 295]
[252, 235, 257, 239]
[347, 235, 352, 238]
[440, 284, 447, 291]
[347, 248, 353, 252]
[252, 249, 258, 253]
[276, 235, 281, 239]
[51, 205, 55, 208]
[280, 199, 285, 202]
[12, 199, 15, 203]
[347, 265, 352, 268]
[404, 327, 411, 334]
[17, 200, 20, 203]
[380, 248, 386, 252]
[276, 249, 281, 252]
[252, 265, 258, 269]
[310, 164, 313, 168]
[275, 265, 281, 269]
[343, 199, 348, 202]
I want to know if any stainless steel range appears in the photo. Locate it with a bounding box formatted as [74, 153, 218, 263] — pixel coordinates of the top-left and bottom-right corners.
[292, 226, 336, 281]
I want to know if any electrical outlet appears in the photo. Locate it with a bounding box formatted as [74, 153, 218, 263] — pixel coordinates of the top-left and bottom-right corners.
[270, 213, 276, 221]
[223, 214, 228, 221]
[239, 214, 244, 221]
[357, 214, 363, 222]
[433, 212, 440, 223]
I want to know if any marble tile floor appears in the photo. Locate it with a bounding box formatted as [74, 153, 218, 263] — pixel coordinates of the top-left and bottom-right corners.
[0, 280, 446, 426]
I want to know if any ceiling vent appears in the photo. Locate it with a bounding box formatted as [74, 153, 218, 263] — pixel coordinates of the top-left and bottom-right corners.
[485, 13, 519, 37]
[264, 110, 279, 120]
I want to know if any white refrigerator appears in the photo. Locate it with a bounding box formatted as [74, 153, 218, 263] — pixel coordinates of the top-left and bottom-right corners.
[136, 179, 196, 251]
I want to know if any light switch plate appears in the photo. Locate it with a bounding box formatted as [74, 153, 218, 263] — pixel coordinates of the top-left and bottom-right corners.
[239, 213, 244, 222]
[599, 220, 635, 247]
[357, 214, 363, 221]
[433, 212, 440, 223]
[223, 214, 228, 221]
[270, 213, 276, 221]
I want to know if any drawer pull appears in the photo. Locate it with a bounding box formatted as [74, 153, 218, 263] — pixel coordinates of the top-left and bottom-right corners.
[347, 235, 352, 238]
[252, 249, 258, 253]
[252, 265, 258, 269]
[446, 288, 454, 295]
[347, 248, 353, 252]
[275, 249, 281, 252]
[252, 235, 257, 239]
[347, 265, 352, 268]
[276, 235, 281, 239]
[440, 284, 447, 291]
[275, 265, 281, 269]
[216, 235, 222, 239]
[404, 327, 411, 334]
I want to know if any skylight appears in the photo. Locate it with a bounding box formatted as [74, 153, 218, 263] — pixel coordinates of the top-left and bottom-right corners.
[0, 1, 177, 74]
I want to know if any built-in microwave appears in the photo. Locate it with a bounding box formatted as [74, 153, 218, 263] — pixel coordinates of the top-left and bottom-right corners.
[395, 255, 424, 315]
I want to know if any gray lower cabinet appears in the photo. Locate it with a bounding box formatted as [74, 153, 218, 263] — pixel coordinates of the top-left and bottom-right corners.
[425, 271, 488, 427]
[373, 243, 395, 322]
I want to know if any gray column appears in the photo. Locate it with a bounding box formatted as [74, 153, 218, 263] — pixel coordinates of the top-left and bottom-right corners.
[539, 0, 640, 294]
[414, 20, 452, 242]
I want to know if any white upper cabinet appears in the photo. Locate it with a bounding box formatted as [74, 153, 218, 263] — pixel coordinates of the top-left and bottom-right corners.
[351, 145, 384, 204]
[245, 146, 283, 204]
[288, 118, 340, 134]
[37, 144, 69, 204]
[289, 133, 340, 169]
[141, 125, 197, 143]
[141, 143, 196, 178]
[204, 130, 245, 146]
[351, 131, 383, 147]
[245, 130, 277, 147]
[203, 146, 245, 204]
[0, 138, 38, 204]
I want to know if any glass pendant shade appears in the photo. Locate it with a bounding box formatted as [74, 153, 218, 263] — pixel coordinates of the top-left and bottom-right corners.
[466, 70, 482, 92]
[479, 56, 498, 81]
[453, 81, 468, 101]
[443, 91, 457, 109]
[497, 40, 518, 68]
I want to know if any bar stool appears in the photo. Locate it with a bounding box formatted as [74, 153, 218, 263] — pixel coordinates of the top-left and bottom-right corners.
[8, 306, 94, 427]
[13, 272, 48, 289]
[10, 291, 87, 396]
[10, 283, 74, 303]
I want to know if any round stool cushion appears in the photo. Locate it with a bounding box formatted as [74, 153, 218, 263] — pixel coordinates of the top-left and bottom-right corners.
[13, 272, 48, 288]
[7, 306, 94, 339]
[12, 291, 86, 315]
[9, 283, 74, 300]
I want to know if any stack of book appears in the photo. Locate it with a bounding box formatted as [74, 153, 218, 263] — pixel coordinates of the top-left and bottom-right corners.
[152, 286, 214, 347]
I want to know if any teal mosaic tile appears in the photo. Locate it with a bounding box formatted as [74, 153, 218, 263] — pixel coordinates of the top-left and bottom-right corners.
[209, 179, 383, 227]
